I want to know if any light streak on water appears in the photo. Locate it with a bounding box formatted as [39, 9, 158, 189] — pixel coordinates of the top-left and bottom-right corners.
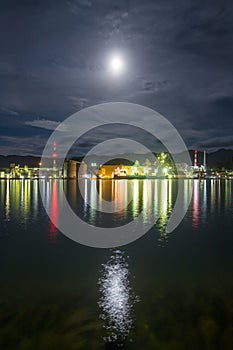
[5, 180, 10, 221]
[98, 250, 139, 344]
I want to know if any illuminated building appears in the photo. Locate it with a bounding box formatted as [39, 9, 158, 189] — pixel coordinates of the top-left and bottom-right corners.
[97, 164, 149, 178]
[62, 160, 68, 178]
[62, 159, 80, 178]
[68, 160, 77, 178]
[97, 157, 175, 179]
[97, 165, 116, 178]
[78, 161, 87, 178]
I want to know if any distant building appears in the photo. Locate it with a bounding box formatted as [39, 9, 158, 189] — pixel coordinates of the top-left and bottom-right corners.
[97, 163, 149, 178]
[62, 160, 68, 178]
[78, 161, 87, 178]
[0, 170, 5, 178]
[62, 159, 77, 178]
[97, 165, 116, 178]
[68, 160, 77, 178]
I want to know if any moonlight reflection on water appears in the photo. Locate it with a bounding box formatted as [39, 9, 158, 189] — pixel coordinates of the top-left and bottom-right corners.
[98, 250, 139, 344]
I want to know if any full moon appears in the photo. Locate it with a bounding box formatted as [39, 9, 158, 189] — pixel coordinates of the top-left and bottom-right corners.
[110, 55, 124, 74]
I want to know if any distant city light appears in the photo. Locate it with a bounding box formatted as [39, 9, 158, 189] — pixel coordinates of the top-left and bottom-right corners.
[0, 151, 232, 180]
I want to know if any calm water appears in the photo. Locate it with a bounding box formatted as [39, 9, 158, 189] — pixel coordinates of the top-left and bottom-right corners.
[0, 179, 232, 350]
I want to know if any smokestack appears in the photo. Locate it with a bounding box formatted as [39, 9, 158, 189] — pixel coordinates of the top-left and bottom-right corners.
[194, 150, 198, 167]
[53, 142, 57, 169]
[203, 150, 206, 170]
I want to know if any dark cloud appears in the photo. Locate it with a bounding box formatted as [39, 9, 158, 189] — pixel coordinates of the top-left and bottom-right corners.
[0, 0, 233, 155]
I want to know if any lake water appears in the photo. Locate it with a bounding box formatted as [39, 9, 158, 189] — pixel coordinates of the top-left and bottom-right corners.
[0, 179, 232, 349]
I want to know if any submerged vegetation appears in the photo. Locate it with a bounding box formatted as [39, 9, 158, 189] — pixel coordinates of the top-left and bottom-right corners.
[0, 286, 232, 350]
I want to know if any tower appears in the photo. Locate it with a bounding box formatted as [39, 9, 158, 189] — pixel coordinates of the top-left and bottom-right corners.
[203, 150, 206, 171]
[194, 150, 198, 167]
[53, 142, 57, 170]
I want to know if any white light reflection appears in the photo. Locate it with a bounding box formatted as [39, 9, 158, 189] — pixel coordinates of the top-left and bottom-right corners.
[98, 250, 139, 344]
[33, 180, 38, 219]
[89, 180, 97, 223]
[132, 180, 139, 217]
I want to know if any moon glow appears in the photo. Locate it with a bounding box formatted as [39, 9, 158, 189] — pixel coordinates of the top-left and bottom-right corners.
[110, 55, 124, 74]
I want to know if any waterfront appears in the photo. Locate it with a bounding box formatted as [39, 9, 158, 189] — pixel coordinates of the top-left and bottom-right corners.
[0, 179, 232, 349]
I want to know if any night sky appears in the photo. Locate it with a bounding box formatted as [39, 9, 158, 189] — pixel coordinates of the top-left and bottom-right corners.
[1, 0, 233, 156]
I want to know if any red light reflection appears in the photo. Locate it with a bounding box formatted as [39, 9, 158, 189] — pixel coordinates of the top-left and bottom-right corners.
[49, 181, 59, 243]
[192, 180, 199, 230]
